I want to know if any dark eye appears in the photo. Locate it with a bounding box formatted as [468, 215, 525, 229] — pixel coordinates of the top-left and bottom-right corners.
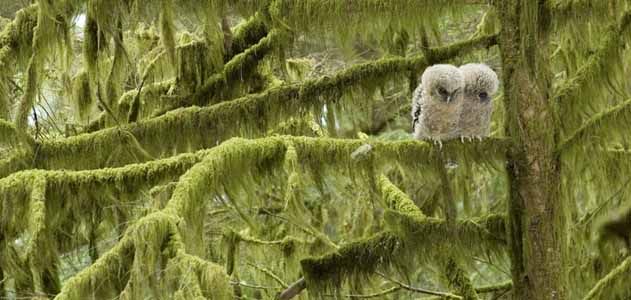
[438, 87, 448, 95]
[479, 92, 489, 101]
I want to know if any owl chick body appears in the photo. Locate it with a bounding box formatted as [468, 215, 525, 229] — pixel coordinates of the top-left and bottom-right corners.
[412, 64, 465, 141]
[457, 63, 499, 138]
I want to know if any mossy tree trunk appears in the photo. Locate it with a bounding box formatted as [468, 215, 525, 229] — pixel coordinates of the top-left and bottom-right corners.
[498, 1, 566, 299]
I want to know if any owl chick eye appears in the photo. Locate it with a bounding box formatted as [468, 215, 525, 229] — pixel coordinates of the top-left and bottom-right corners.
[438, 87, 448, 96]
[479, 92, 489, 101]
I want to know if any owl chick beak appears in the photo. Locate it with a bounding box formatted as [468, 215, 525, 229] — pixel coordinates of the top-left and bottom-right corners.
[447, 88, 460, 102]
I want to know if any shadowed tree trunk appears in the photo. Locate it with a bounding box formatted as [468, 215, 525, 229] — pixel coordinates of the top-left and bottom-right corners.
[498, 1, 566, 299]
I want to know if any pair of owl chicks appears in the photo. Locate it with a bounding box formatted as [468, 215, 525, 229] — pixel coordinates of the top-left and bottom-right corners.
[411, 63, 499, 143]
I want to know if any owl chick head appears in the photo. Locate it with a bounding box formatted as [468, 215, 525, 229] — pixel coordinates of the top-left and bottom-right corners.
[421, 64, 464, 103]
[460, 63, 499, 103]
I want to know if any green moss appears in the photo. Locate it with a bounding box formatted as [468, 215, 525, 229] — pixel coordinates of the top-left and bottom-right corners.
[559, 98, 631, 152]
[300, 232, 404, 296]
[72, 71, 94, 122]
[160, 0, 177, 66]
[555, 10, 631, 136]
[582, 256, 631, 300]
[444, 259, 480, 300]
[384, 211, 507, 261]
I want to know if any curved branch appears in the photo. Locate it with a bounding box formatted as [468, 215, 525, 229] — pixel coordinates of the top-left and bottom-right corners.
[582, 256, 631, 300]
[0, 34, 500, 177]
[554, 11, 631, 105]
[558, 98, 631, 152]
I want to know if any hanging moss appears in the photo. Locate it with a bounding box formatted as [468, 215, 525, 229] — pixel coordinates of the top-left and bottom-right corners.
[71, 71, 94, 122]
[555, 10, 631, 135]
[0, 5, 38, 69]
[164, 29, 287, 111]
[444, 259, 480, 300]
[582, 256, 631, 300]
[105, 19, 127, 110]
[559, 98, 631, 152]
[0, 78, 8, 120]
[228, 13, 269, 60]
[160, 0, 177, 67]
[0, 119, 35, 148]
[385, 210, 507, 261]
[300, 232, 405, 296]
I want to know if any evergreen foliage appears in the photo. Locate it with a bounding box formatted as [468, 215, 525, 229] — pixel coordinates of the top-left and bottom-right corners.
[0, 1, 629, 299]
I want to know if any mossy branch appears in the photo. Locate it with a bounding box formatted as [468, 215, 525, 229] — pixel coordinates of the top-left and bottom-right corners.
[159, 29, 286, 113]
[558, 98, 631, 152]
[0, 149, 209, 202]
[0, 34, 504, 177]
[444, 259, 480, 300]
[0, 119, 36, 148]
[548, 0, 625, 27]
[300, 232, 405, 296]
[582, 256, 631, 300]
[554, 10, 631, 110]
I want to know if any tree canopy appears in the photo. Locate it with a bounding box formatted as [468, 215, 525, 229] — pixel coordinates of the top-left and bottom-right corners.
[1, 1, 631, 300]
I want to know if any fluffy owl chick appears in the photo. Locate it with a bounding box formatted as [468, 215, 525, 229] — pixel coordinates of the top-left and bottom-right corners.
[457, 63, 499, 139]
[412, 64, 465, 142]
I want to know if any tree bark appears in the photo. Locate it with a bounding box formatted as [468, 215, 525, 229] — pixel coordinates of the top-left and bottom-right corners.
[497, 1, 566, 299]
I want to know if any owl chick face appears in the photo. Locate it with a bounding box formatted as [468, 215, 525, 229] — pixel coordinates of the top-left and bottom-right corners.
[458, 63, 500, 137]
[421, 64, 464, 104]
[460, 63, 499, 104]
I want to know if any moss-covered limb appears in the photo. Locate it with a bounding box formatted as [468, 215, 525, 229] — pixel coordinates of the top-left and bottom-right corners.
[299, 211, 504, 296]
[0, 33, 507, 177]
[384, 210, 507, 261]
[0, 5, 38, 122]
[300, 232, 405, 296]
[425, 33, 498, 63]
[443, 259, 480, 300]
[474, 280, 512, 293]
[228, 13, 269, 60]
[0, 4, 37, 68]
[548, 0, 623, 25]
[231, 0, 489, 43]
[0, 119, 35, 148]
[0, 149, 208, 202]
[56, 209, 232, 299]
[161, 30, 496, 114]
[555, 10, 631, 131]
[558, 98, 631, 152]
[162, 137, 287, 255]
[171, 252, 233, 300]
[161, 29, 286, 112]
[54, 213, 155, 299]
[377, 174, 425, 218]
[582, 256, 631, 300]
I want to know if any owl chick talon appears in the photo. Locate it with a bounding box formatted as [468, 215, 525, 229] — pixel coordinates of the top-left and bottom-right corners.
[432, 139, 443, 149]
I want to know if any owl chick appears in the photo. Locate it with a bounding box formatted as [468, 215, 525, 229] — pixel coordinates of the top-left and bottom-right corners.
[411, 64, 465, 143]
[457, 63, 499, 139]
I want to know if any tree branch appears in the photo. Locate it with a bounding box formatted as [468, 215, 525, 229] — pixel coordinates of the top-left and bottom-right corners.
[558, 98, 631, 152]
[277, 277, 306, 300]
[554, 10, 631, 105]
[0, 34, 501, 177]
[582, 256, 631, 300]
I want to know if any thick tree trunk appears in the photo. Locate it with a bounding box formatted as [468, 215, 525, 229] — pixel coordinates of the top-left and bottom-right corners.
[497, 1, 567, 299]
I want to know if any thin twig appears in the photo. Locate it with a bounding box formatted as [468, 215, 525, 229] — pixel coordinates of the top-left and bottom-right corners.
[376, 272, 463, 299]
